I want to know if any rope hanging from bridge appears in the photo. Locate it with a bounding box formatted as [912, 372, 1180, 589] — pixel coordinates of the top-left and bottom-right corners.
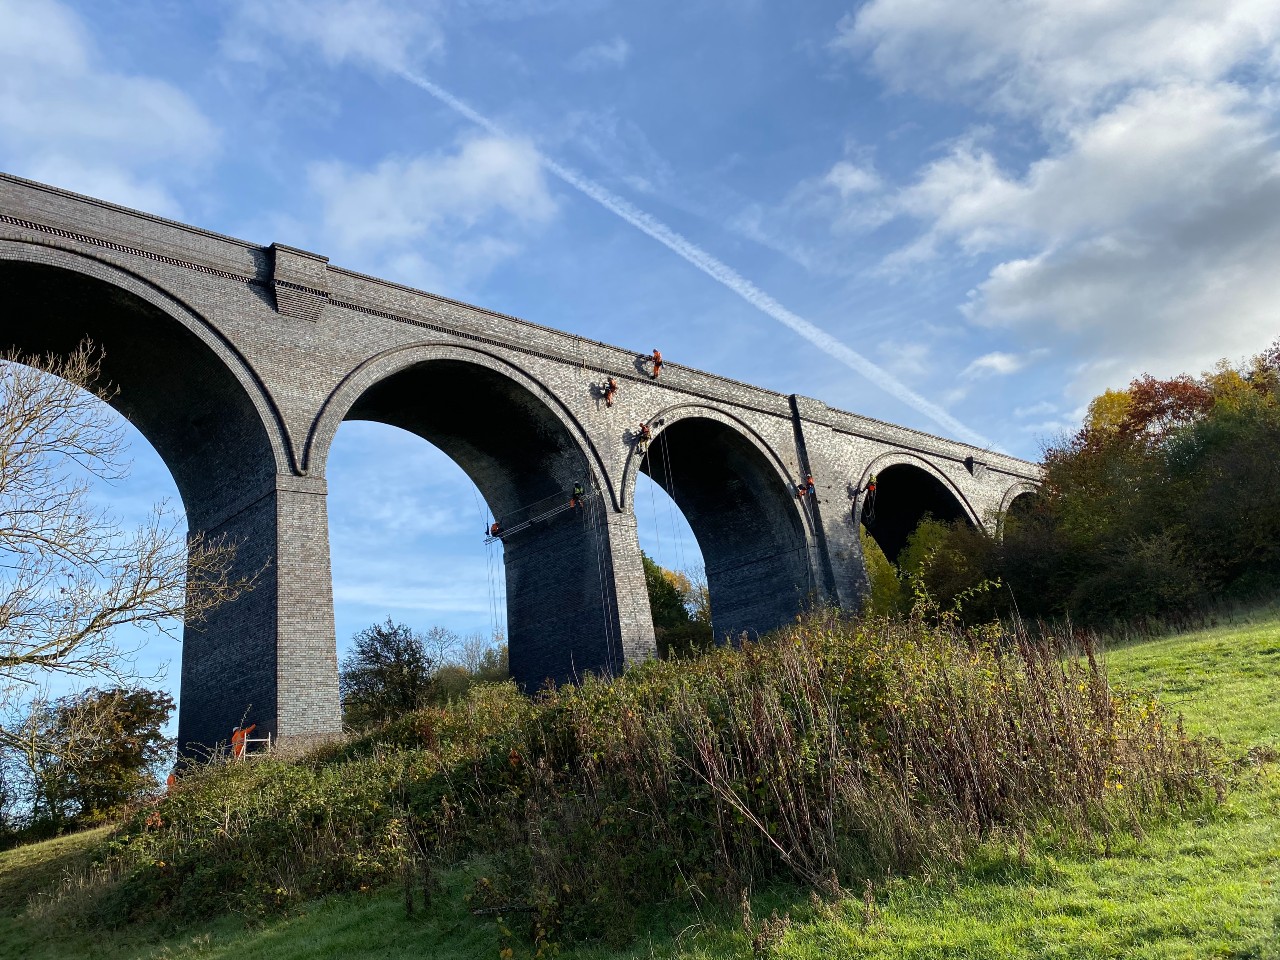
[655, 430, 689, 575]
[474, 489, 505, 641]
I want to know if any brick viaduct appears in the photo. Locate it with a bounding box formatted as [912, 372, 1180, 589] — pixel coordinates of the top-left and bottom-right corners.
[0, 173, 1040, 751]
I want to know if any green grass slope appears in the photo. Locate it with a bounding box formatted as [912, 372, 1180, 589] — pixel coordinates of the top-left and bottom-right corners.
[2, 615, 1278, 960]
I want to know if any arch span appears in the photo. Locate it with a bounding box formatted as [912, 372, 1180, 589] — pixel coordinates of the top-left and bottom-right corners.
[0, 245, 312, 751]
[624, 405, 812, 643]
[999, 480, 1040, 519]
[859, 454, 979, 563]
[308, 342, 615, 505]
[312, 345, 642, 687]
[997, 481, 1042, 539]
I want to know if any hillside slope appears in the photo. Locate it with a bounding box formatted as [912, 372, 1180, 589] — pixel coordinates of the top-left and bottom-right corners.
[1, 614, 1277, 960]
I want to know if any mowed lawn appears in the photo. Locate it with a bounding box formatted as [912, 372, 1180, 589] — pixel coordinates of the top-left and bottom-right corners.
[1, 615, 1278, 960]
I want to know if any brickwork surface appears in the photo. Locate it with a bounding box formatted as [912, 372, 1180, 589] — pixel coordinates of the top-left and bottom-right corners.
[0, 173, 1040, 752]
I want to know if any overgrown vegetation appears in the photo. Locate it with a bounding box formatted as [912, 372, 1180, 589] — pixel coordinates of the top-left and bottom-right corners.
[867, 341, 1280, 626]
[12, 609, 1222, 951]
[338, 620, 508, 726]
[0, 687, 173, 844]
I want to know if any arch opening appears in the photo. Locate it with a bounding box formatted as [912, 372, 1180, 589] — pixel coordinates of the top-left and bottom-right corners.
[335, 358, 622, 687]
[861, 462, 974, 564]
[0, 261, 279, 525]
[638, 415, 809, 644]
[327, 422, 509, 680]
[1, 258, 286, 751]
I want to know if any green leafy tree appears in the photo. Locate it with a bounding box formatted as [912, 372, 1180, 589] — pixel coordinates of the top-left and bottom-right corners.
[642, 553, 713, 658]
[11, 687, 173, 832]
[339, 620, 455, 727]
[858, 525, 902, 618]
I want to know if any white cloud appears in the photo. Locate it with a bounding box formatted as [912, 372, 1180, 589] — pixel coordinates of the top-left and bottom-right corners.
[1014, 400, 1057, 419]
[19, 158, 187, 220]
[825, 159, 881, 197]
[878, 340, 930, 379]
[834, 0, 1280, 398]
[0, 0, 218, 215]
[308, 135, 557, 288]
[837, 0, 1280, 123]
[568, 37, 630, 72]
[223, 0, 444, 73]
[961, 351, 1027, 379]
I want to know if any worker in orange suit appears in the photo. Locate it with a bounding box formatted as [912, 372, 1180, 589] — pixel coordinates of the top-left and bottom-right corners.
[231, 723, 256, 759]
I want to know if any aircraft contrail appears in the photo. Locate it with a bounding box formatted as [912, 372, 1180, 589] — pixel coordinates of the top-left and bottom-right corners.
[394, 67, 996, 450]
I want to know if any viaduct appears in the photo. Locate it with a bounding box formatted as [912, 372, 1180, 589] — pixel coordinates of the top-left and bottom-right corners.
[0, 173, 1040, 751]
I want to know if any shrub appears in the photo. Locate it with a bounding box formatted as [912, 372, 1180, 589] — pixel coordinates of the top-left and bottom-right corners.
[39, 612, 1222, 944]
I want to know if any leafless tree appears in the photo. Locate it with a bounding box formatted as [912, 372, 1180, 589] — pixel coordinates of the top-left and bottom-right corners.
[0, 342, 254, 753]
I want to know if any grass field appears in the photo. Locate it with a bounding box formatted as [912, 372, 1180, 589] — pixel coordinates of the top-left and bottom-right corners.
[2, 614, 1278, 959]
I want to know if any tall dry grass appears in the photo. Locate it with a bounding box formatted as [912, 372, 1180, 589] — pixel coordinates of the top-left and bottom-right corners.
[27, 611, 1223, 943]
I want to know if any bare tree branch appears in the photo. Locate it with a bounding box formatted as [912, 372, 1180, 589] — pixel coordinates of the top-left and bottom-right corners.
[0, 341, 255, 768]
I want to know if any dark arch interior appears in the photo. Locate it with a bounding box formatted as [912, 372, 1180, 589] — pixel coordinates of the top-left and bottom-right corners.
[642, 417, 808, 642]
[3, 259, 287, 751]
[345, 360, 585, 517]
[0, 261, 278, 527]
[861, 462, 972, 563]
[1003, 490, 1042, 534]
[342, 359, 615, 685]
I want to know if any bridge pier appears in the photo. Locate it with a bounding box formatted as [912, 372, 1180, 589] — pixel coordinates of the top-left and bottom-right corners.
[177, 474, 341, 753]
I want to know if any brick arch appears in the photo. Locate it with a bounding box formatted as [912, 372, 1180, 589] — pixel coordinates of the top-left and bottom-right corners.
[622, 403, 813, 644]
[306, 341, 635, 688]
[997, 480, 1041, 539]
[619, 403, 801, 515]
[856, 452, 981, 563]
[0, 240, 306, 753]
[0, 240, 288, 522]
[306, 341, 613, 505]
[999, 480, 1040, 517]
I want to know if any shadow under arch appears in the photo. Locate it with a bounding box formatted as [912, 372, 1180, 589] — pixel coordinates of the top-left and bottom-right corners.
[0, 243, 294, 752]
[858, 454, 980, 563]
[622, 404, 811, 644]
[310, 343, 630, 688]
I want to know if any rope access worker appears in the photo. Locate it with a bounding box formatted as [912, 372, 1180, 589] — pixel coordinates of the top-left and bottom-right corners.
[231, 723, 256, 760]
[570, 481, 585, 509]
[637, 422, 652, 451]
[805, 474, 816, 499]
[489, 521, 502, 538]
[604, 376, 618, 407]
[650, 349, 663, 380]
[863, 474, 878, 522]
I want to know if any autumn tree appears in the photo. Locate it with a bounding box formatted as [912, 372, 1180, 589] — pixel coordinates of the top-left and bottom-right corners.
[8, 687, 174, 833]
[642, 552, 714, 658]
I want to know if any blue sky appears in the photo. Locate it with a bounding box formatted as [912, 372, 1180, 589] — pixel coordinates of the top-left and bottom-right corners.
[4, 0, 1280, 716]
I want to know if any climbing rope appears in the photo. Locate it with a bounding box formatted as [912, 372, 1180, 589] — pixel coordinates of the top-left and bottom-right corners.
[657, 431, 689, 576]
[643, 447, 664, 567]
[473, 488, 504, 642]
[585, 477, 620, 673]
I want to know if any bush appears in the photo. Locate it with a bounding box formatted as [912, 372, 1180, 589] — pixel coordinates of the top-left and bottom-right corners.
[37, 613, 1222, 944]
